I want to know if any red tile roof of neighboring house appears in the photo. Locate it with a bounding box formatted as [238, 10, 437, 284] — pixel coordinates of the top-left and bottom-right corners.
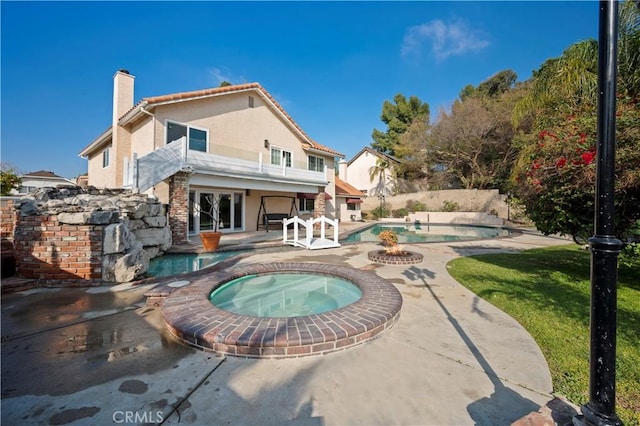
[335, 177, 366, 197]
[23, 170, 64, 179]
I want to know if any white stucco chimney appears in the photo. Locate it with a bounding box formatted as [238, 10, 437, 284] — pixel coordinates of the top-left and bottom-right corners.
[338, 159, 348, 181]
[113, 69, 134, 126]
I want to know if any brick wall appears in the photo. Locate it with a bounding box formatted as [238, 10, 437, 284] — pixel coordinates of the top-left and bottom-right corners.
[1, 198, 17, 278]
[1, 198, 16, 247]
[168, 172, 190, 244]
[13, 214, 103, 286]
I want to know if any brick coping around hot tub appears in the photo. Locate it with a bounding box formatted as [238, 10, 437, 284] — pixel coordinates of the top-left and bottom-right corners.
[162, 262, 403, 359]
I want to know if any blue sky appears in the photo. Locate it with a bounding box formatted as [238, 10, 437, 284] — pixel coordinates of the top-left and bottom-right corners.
[1, 1, 599, 179]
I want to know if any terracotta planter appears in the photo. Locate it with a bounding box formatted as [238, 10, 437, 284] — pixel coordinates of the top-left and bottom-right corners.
[200, 231, 223, 252]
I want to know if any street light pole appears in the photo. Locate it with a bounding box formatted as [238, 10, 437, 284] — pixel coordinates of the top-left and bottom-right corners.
[575, 2, 623, 425]
[378, 193, 385, 221]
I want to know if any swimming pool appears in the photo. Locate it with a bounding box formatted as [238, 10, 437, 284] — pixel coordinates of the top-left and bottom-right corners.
[344, 223, 512, 243]
[147, 252, 238, 277]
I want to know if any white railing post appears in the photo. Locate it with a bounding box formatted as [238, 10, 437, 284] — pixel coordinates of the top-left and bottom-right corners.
[259, 152, 263, 173]
[305, 217, 312, 249]
[181, 136, 188, 167]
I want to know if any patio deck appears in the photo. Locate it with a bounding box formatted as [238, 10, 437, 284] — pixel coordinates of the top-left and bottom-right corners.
[0, 225, 579, 425]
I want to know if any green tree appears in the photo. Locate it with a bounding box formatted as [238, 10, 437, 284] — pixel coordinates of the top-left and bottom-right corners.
[394, 118, 430, 182]
[0, 163, 22, 195]
[371, 94, 429, 156]
[476, 69, 518, 98]
[512, 1, 640, 242]
[426, 86, 524, 192]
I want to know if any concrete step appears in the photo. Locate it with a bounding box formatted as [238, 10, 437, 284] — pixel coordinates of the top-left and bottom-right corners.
[1, 276, 37, 294]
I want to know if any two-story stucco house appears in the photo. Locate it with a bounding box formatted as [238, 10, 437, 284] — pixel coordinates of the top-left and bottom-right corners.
[338, 146, 400, 197]
[79, 70, 343, 244]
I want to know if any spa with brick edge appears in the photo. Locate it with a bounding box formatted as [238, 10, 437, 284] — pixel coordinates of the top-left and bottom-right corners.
[162, 262, 402, 358]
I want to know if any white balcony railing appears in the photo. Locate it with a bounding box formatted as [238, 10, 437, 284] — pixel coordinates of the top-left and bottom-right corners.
[127, 137, 328, 193]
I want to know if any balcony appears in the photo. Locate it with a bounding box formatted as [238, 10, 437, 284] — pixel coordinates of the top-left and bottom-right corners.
[125, 137, 328, 193]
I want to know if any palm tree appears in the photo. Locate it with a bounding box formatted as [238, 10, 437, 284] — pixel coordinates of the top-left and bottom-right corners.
[369, 157, 393, 197]
[512, 40, 598, 126]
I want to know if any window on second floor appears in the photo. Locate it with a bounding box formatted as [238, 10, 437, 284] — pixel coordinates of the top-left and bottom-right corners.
[102, 147, 110, 168]
[270, 147, 292, 167]
[308, 155, 324, 172]
[167, 121, 207, 152]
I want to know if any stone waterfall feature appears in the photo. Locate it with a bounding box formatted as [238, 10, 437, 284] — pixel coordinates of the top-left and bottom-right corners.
[12, 186, 172, 284]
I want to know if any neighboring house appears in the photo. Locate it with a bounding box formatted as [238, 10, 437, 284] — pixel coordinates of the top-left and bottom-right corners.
[79, 70, 343, 243]
[12, 170, 75, 195]
[334, 177, 365, 222]
[338, 147, 400, 197]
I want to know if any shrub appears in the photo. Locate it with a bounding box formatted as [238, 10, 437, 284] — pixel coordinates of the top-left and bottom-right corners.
[406, 200, 427, 212]
[371, 205, 390, 220]
[392, 208, 409, 218]
[442, 200, 459, 212]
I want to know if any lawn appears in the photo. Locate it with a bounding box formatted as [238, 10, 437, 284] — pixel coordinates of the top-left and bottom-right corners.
[447, 244, 640, 425]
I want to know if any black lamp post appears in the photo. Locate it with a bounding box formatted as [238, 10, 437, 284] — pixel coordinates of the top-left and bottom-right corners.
[378, 193, 385, 221]
[574, 1, 623, 425]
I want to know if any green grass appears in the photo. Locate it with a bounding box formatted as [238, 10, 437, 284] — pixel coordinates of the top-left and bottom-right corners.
[447, 244, 640, 425]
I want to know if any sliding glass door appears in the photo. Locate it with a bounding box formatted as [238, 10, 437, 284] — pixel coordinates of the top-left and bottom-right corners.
[189, 190, 244, 234]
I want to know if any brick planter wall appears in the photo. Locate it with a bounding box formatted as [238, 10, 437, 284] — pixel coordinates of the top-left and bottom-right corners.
[14, 215, 103, 286]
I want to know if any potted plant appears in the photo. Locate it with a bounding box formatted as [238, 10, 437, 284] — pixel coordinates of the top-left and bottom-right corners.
[199, 193, 223, 252]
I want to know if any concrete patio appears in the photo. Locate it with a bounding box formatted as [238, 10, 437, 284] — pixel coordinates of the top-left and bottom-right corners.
[1, 226, 579, 425]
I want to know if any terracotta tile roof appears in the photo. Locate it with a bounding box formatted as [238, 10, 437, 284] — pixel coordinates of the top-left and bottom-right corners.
[83, 81, 343, 159]
[142, 82, 261, 105]
[133, 83, 344, 157]
[303, 141, 343, 157]
[335, 177, 366, 197]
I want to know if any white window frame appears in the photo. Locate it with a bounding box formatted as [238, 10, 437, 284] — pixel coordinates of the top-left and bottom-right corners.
[189, 189, 246, 234]
[165, 120, 209, 153]
[102, 147, 110, 168]
[270, 146, 292, 167]
[308, 155, 324, 172]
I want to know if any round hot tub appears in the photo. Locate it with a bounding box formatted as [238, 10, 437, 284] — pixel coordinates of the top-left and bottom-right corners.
[209, 273, 363, 317]
[162, 263, 402, 358]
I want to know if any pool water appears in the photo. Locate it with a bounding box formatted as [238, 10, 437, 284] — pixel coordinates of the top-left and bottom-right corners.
[209, 273, 363, 317]
[344, 223, 512, 243]
[147, 252, 238, 277]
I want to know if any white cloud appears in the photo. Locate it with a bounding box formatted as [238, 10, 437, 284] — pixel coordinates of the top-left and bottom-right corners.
[207, 66, 248, 86]
[401, 19, 489, 60]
